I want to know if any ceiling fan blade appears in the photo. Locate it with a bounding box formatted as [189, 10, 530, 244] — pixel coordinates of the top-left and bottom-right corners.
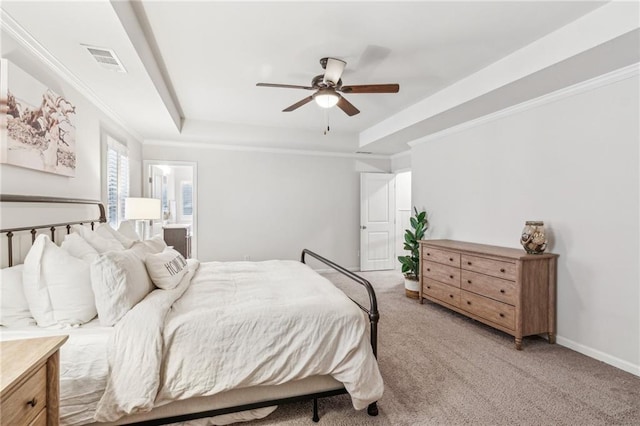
[336, 95, 360, 116]
[257, 83, 314, 90]
[323, 58, 346, 86]
[283, 96, 314, 112]
[339, 84, 399, 94]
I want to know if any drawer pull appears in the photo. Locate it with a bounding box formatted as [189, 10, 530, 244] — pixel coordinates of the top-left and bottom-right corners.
[467, 280, 472, 284]
[500, 268, 506, 273]
[449, 257, 454, 261]
[500, 289, 505, 294]
[449, 275, 454, 279]
[427, 253, 431, 256]
[467, 261, 472, 265]
[27, 397, 38, 408]
[466, 301, 471, 305]
[499, 313, 505, 318]
[427, 268, 431, 272]
[449, 294, 454, 298]
[427, 286, 431, 289]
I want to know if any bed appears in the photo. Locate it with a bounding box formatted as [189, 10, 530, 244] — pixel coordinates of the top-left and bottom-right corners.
[0, 195, 382, 425]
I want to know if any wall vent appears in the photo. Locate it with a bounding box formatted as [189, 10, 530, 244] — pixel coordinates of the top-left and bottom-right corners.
[83, 45, 126, 73]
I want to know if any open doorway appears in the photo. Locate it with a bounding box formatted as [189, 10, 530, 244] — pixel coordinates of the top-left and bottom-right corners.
[144, 160, 197, 259]
[395, 171, 412, 271]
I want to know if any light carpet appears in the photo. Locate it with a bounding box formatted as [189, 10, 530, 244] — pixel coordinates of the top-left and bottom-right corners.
[249, 270, 639, 425]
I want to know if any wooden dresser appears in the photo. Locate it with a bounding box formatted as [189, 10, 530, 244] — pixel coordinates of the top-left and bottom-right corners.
[163, 224, 191, 259]
[419, 240, 557, 349]
[1, 336, 68, 426]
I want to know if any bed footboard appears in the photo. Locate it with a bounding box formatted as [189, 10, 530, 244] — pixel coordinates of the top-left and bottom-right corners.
[300, 249, 380, 417]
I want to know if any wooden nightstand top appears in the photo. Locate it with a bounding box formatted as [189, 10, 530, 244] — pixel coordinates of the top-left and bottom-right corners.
[0, 336, 68, 398]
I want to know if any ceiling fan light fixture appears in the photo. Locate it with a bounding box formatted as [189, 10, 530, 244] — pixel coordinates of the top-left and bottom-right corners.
[314, 90, 339, 109]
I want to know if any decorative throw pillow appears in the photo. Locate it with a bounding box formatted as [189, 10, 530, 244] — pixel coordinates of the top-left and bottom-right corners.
[72, 224, 123, 253]
[61, 232, 99, 262]
[96, 223, 135, 249]
[117, 220, 141, 241]
[22, 235, 97, 327]
[145, 248, 188, 290]
[0, 265, 35, 327]
[90, 247, 155, 326]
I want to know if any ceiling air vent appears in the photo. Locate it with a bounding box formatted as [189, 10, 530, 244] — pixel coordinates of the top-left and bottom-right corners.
[84, 45, 126, 73]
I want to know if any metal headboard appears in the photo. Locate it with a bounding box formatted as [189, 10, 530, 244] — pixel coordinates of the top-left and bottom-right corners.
[0, 194, 107, 267]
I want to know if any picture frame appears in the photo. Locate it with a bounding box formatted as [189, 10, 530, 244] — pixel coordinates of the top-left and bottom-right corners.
[0, 59, 77, 176]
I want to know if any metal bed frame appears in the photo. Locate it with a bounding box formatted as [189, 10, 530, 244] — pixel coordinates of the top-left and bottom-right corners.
[0, 194, 380, 424]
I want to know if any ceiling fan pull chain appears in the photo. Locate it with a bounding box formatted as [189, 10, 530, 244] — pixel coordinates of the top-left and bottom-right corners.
[324, 110, 330, 135]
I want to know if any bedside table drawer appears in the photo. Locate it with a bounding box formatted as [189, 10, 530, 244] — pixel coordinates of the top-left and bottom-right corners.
[1, 364, 46, 426]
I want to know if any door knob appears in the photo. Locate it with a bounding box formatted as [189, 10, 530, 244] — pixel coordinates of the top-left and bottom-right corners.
[361, 225, 367, 230]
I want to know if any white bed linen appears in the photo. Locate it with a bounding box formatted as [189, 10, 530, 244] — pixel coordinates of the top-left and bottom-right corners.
[96, 260, 383, 422]
[0, 319, 112, 426]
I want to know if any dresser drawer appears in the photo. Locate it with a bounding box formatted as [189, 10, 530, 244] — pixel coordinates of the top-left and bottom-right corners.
[28, 407, 46, 426]
[422, 246, 460, 267]
[461, 290, 515, 330]
[423, 260, 460, 287]
[461, 270, 516, 305]
[461, 254, 516, 281]
[423, 278, 460, 308]
[1, 364, 47, 426]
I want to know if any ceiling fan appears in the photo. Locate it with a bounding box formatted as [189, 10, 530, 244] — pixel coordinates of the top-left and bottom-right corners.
[256, 57, 399, 117]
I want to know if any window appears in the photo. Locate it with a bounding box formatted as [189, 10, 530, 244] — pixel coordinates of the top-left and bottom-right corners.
[181, 181, 193, 217]
[106, 136, 129, 227]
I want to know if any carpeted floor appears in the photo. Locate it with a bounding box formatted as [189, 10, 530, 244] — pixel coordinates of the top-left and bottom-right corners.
[250, 270, 640, 425]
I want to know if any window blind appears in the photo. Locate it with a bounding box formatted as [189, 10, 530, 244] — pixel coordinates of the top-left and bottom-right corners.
[106, 136, 129, 227]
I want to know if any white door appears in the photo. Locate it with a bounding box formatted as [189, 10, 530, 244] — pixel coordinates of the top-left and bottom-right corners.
[360, 173, 395, 271]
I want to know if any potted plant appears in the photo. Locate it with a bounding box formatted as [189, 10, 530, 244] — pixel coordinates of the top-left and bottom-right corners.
[398, 207, 428, 299]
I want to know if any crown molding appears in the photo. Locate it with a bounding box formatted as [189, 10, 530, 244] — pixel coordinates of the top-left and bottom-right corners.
[0, 9, 143, 142]
[409, 63, 640, 148]
[143, 139, 391, 160]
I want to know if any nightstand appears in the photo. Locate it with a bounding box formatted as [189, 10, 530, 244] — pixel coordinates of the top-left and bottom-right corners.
[1, 336, 68, 426]
[163, 224, 191, 258]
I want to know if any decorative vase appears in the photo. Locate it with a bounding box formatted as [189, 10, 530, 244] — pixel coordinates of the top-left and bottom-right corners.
[404, 277, 420, 299]
[520, 221, 547, 254]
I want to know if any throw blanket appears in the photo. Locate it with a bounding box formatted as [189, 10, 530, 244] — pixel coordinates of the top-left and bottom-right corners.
[95, 260, 383, 422]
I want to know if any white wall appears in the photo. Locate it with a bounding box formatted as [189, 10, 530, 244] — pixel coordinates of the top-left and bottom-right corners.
[143, 143, 390, 268]
[411, 74, 639, 375]
[0, 33, 143, 201]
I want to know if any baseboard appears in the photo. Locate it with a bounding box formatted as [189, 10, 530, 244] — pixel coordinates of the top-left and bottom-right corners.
[556, 336, 640, 377]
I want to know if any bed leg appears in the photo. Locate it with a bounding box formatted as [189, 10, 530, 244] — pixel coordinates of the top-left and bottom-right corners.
[312, 398, 320, 422]
[367, 401, 379, 416]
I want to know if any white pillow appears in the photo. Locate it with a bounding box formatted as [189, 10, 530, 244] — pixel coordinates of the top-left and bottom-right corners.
[61, 233, 99, 262]
[90, 248, 155, 326]
[145, 248, 188, 290]
[72, 224, 123, 253]
[22, 235, 97, 327]
[138, 235, 167, 254]
[0, 265, 35, 327]
[117, 220, 141, 241]
[96, 223, 135, 249]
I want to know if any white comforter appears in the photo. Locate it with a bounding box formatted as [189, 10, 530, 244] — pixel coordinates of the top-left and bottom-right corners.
[95, 260, 383, 422]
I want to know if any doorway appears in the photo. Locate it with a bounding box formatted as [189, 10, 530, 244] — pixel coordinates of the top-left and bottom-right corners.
[143, 160, 197, 259]
[395, 171, 412, 271]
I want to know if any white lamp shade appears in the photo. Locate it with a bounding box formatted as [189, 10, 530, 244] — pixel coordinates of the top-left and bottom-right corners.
[125, 198, 161, 220]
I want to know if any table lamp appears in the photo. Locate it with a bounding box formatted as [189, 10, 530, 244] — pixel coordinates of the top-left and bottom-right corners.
[124, 197, 161, 240]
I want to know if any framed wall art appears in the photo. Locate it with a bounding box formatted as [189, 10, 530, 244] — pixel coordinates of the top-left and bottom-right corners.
[0, 59, 77, 176]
